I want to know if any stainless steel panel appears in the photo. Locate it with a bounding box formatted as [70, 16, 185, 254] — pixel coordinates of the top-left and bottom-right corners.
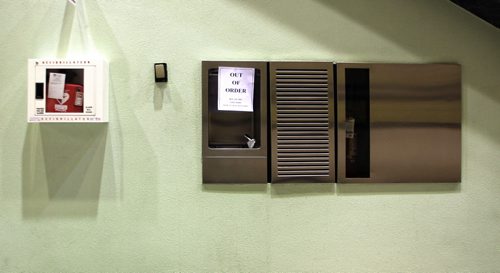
[202, 61, 268, 183]
[203, 157, 267, 184]
[337, 63, 461, 183]
[270, 62, 335, 183]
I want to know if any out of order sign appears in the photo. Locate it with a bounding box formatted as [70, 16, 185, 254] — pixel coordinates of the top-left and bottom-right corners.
[217, 66, 255, 112]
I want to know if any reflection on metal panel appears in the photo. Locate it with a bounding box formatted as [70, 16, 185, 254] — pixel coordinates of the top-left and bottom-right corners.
[337, 63, 461, 183]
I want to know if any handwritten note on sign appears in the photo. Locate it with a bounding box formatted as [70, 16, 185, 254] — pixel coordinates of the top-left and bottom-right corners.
[218, 67, 255, 112]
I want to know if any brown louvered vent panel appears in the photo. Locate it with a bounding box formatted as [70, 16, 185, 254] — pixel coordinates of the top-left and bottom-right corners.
[270, 62, 335, 183]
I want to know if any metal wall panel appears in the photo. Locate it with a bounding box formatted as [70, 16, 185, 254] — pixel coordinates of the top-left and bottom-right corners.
[337, 63, 461, 183]
[202, 61, 268, 184]
[270, 62, 335, 183]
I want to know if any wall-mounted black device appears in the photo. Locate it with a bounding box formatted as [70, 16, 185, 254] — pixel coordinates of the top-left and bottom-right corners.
[154, 63, 168, 82]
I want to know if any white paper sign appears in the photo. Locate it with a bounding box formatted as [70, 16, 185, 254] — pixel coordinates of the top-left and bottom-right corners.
[218, 67, 255, 112]
[47, 73, 66, 99]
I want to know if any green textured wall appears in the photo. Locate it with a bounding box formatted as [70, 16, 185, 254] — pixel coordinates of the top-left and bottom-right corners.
[1, 0, 500, 272]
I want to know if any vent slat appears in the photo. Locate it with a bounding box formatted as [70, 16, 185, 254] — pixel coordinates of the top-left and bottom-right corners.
[277, 92, 328, 97]
[278, 166, 330, 170]
[278, 116, 329, 120]
[278, 147, 329, 154]
[278, 119, 329, 123]
[278, 170, 330, 175]
[277, 105, 328, 109]
[278, 135, 329, 139]
[277, 97, 328, 101]
[278, 130, 328, 134]
[276, 88, 329, 91]
[278, 141, 328, 147]
[276, 174, 329, 178]
[277, 108, 327, 112]
[277, 122, 328, 126]
[276, 101, 328, 105]
[278, 162, 329, 166]
[278, 138, 328, 145]
[276, 79, 328, 83]
[278, 153, 330, 157]
[276, 70, 327, 75]
[277, 114, 329, 118]
[278, 156, 328, 160]
[276, 83, 328, 87]
[277, 127, 328, 131]
[276, 75, 328, 79]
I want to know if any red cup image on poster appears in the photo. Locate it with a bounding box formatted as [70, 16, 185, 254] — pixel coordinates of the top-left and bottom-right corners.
[45, 84, 84, 113]
[45, 68, 84, 113]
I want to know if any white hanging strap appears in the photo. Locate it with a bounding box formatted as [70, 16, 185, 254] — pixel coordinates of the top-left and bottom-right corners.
[66, 0, 94, 54]
[76, 0, 93, 54]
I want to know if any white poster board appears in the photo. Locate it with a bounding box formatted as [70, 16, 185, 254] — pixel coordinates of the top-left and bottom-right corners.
[217, 67, 255, 112]
[27, 58, 109, 123]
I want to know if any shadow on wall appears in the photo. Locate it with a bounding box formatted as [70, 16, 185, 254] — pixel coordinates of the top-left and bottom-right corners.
[56, 1, 75, 57]
[242, 0, 500, 138]
[202, 182, 460, 196]
[336, 182, 461, 195]
[22, 123, 108, 218]
[271, 183, 335, 197]
[203, 184, 268, 195]
[242, 0, 499, 90]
